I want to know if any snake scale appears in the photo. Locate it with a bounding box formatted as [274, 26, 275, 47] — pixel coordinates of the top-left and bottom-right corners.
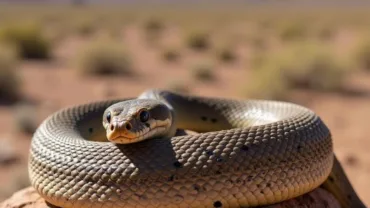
[28, 89, 366, 208]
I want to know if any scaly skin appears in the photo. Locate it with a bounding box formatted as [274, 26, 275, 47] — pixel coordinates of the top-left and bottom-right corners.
[28, 89, 366, 208]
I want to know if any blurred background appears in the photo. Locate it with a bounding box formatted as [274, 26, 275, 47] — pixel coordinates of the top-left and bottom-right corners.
[0, 0, 369, 205]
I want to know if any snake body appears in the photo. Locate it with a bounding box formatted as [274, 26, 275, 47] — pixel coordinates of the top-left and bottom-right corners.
[28, 89, 365, 208]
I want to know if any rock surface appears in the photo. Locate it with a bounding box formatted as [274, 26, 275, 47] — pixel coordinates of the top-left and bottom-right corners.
[0, 186, 341, 208]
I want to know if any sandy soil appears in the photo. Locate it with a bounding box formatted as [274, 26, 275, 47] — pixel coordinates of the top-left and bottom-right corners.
[0, 24, 369, 205]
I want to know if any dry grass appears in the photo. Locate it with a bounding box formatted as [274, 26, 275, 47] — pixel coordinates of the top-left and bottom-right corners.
[144, 18, 165, 35]
[353, 38, 370, 71]
[76, 39, 133, 76]
[0, 23, 51, 60]
[216, 47, 237, 63]
[186, 30, 210, 51]
[279, 43, 348, 91]
[244, 65, 289, 100]
[0, 45, 21, 104]
[73, 18, 97, 36]
[316, 24, 337, 41]
[245, 42, 349, 99]
[162, 48, 180, 62]
[191, 62, 215, 81]
[278, 21, 308, 41]
[142, 18, 165, 44]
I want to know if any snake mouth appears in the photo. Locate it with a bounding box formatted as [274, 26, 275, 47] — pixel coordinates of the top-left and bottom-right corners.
[108, 126, 167, 144]
[107, 120, 171, 144]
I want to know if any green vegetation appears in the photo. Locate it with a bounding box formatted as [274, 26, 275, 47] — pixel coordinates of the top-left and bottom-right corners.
[0, 23, 51, 59]
[76, 39, 133, 76]
[0, 45, 21, 103]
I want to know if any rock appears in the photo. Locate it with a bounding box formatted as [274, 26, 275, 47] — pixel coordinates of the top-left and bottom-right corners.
[0, 187, 51, 208]
[1, 186, 340, 208]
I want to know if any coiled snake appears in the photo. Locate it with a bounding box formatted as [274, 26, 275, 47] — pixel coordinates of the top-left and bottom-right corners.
[28, 89, 365, 208]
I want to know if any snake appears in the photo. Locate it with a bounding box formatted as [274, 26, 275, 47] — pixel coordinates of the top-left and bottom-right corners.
[28, 89, 366, 208]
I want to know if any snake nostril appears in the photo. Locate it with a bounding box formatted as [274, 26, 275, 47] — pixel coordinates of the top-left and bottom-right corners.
[110, 124, 115, 131]
[125, 123, 132, 131]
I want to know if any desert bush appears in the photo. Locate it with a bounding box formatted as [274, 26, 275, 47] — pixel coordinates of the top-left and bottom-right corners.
[76, 39, 133, 76]
[244, 64, 289, 100]
[275, 44, 348, 91]
[191, 62, 215, 81]
[247, 33, 268, 51]
[278, 21, 307, 41]
[316, 25, 336, 41]
[13, 104, 38, 135]
[353, 38, 370, 70]
[0, 45, 21, 103]
[245, 43, 348, 99]
[0, 23, 51, 59]
[162, 48, 180, 62]
[144, 18, 164, 34]
[217, 47, 236, 63]
[279, 43, 347, 91]
[186, 31, 210, 51]
[143, 18, 165, 44]
[74, 19, 97, 36]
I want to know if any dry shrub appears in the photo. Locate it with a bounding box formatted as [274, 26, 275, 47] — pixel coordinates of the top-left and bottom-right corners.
[245, 42, 349, 99]
[143, 18, 165, 44]
[0, 45, 21, 103]
[0, 23, 51, 59]
[162, 48, 180, 62]
[76, 39, 133, 76]
[353, 38, 370, 70]
[191, 62, 215, 81]
[144, 18, 165, 34]
[216, 47, 236, 63]
[186, 31, 210, 51]
[280, 44, 348, 91]
[316, 24, 336, 41]
[74, 19, 97, 36]
[278, 21, 308, 41]
[244, 64, 290, 100]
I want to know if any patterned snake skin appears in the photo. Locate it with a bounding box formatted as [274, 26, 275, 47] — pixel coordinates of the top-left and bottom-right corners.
[28, 90, 363, 208]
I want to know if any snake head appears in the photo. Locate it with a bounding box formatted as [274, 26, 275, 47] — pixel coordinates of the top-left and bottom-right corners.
[103, 99, 172, 144]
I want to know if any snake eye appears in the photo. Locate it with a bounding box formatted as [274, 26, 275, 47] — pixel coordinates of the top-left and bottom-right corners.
[139, 110, 150, 122]
[106, 112, 111, 123]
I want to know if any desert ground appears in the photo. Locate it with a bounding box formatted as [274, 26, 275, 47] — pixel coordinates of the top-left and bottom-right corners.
[0, 3, 369, 206]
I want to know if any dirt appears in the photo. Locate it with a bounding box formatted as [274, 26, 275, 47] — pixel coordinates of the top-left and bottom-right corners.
[0, 24, 369, 206]
[0, 187, 341, 208]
